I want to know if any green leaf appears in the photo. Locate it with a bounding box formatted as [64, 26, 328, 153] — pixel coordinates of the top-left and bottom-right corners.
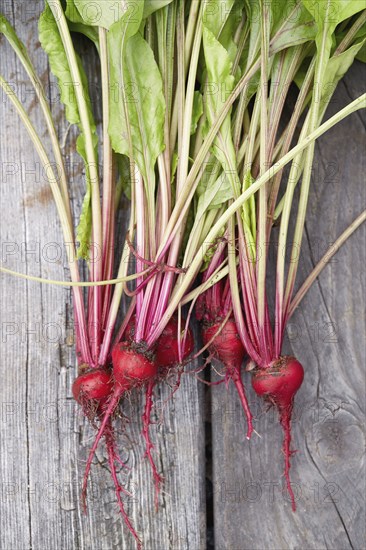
[75, 138, 92, 260]
[65, 0, 85, 24]
[116, 154, 131, 201]
[202, 25, 235, 129]
[39, 5, 96, 133]
[303, 0, 365, 59]
[69, 0, 142, 29]
[39, 5, 79, 124]
[202, 0, 245, 68]
[143, 0, 174, 18]
[270, 2, 317, 54]
[76, 54, 97, 131]
[303, 0, 360, 28]
[67, 21, 100, 51]
[191, 91, 203, 135]
[108, 21, 165, 185]
[76, 189, 92, 260]
[39, 8, 97, 133]
[219, 1, 245, 63]
[124, 33, 165, 180]
[74, 131, 98, 259]
[65, 1, 100, 51]
[108, 1, 144, 168]
[202, 0, 236, 39]
[199, 171, 234, 213]
[70, 0, 172, 29]
[303, 0, 365, 31]
[202, 18, 255, 243]
[243, 0, 261, 68]
[321, 38, 366, 106]
[67, 0, 169, 29]
[202, 25, 239, 196]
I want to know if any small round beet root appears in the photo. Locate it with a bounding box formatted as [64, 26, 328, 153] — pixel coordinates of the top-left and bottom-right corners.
[202, 317, 245, 368]
[72, 368, 113, 404]
[112, 342, 158, 388]
[252, 356, 304, 511]
[252, 356, 304, 409]
[155, 316, 194, 368]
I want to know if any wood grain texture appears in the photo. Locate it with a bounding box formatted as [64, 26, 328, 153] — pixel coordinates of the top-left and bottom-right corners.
[211, 62, 366, 550]
[0, 4, 205, 549]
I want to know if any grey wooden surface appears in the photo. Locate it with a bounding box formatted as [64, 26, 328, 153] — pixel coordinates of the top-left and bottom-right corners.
[0, 3, 365, 550]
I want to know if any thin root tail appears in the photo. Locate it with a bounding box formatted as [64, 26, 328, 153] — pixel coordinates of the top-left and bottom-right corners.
[142, 380, 163, 510]
[81, 392, 120, 512]
[280, 409, 297, 512]
[105, 422, 131, 496]
[231, 367, 254, 440]
[107, 437, 142, 549]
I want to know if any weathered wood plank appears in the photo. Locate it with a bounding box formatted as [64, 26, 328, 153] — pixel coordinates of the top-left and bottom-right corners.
[0, 4, 206, 549]
[211, 63, 366, 550]
[1, 3, 72, 549]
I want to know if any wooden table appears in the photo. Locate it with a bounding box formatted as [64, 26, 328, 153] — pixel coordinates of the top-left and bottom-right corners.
[1, 3, 365, 549]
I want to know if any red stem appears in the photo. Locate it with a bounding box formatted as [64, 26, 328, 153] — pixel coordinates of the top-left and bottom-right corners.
[236, 221, 263, 360]
[146, 274, 164, 333]
[86, 286, 98, 367]
[134, 171, 146, 334]
[264, 297, 274, 358]
[72, 292, 92, 366]
[238, 254, 260, 352]
[91, 245, 103, 366]
[222, 275, 231, 307]
[212, 278, 223, 318]
[112, 299, 137, 348]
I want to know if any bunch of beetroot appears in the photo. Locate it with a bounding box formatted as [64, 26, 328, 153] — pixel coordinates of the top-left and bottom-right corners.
[2, 0, 366, 547]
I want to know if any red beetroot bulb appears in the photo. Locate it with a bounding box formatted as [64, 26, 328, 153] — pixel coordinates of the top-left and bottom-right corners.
[252, 356, 304, 511]
[72, 368, 112, 405]
[202, 317, 246, 368]
[251, 356, 304, 411]
[155, 316, 194, 368]
[112, 342, 158, 388]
